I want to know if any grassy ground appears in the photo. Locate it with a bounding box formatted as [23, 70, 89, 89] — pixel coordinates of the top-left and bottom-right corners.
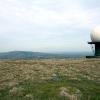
[0, 59, 100, 100]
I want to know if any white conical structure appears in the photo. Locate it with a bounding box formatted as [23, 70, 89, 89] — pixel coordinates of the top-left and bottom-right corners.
[91, 26, 100, 42]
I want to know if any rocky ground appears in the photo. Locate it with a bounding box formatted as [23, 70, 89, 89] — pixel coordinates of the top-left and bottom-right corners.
[0, 59, 100, 100]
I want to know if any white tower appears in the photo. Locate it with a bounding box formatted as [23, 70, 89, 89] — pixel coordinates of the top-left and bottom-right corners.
[87, 26, 100, 58]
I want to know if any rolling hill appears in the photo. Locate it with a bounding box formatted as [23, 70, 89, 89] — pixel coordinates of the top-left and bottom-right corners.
[0, 51, 90, 59]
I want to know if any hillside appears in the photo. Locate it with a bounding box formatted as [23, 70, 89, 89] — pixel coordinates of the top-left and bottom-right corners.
[0, 51, 90, 59]
[0, 59, 100, 100]
[0, 51, 51, 59]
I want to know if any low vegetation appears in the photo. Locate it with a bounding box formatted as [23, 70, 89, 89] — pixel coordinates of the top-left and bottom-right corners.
[0, 59, 100, 100]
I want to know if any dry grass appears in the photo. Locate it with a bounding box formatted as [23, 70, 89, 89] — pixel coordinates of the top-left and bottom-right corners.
[0, 59, 100, 100]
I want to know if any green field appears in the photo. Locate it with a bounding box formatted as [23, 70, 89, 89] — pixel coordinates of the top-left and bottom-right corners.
[0, 59, 100, 100]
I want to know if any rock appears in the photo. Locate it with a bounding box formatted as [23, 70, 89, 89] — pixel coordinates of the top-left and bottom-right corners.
[25, 94, 33, 98]
[9, 87, 25, 96]
[59, 87, 82, 100]
[59, 87, 70, 97]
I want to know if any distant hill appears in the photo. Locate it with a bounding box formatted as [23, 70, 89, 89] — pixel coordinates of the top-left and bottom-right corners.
[0, 51, 52, 59]
[0, 51, 91, 59]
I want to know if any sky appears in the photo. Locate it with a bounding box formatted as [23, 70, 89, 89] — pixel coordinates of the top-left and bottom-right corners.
[0, 0, 100, 53]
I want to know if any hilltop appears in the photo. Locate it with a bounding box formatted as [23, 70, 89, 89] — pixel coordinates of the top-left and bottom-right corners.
[0, 59, 99, 100]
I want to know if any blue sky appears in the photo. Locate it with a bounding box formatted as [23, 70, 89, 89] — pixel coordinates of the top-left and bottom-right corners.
[0, 0, 100, 52]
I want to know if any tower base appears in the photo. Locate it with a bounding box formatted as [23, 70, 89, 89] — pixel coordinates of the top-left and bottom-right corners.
[86, 56, 100, 58]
